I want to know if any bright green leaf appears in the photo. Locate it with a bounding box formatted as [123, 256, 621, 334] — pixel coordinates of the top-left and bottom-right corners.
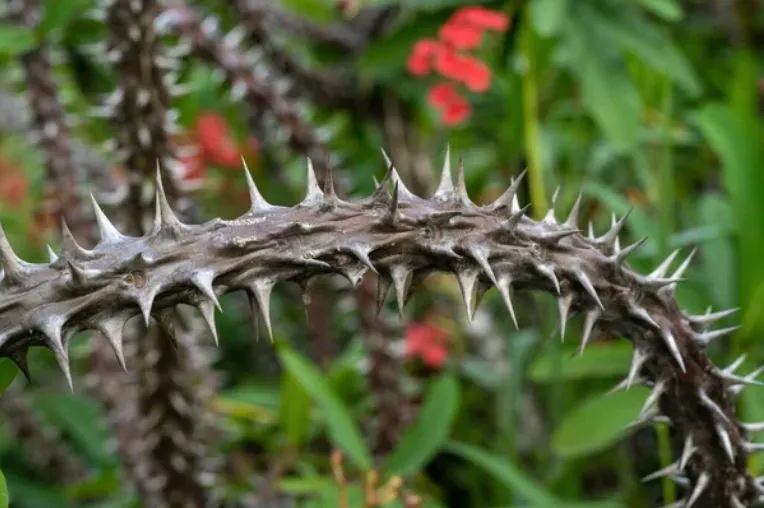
[528, 343, 632, 383]
[0, 360, 18, 396]
[530, 0, 568, 37]
[0, 470, 7, 508]
[280, 369, 311, 448]
[383, 372, 461, 475]
[0, 25, 36, 56]
[635, 0, 682, 21]
[444, 441, 559, 506]
[552, 387, 650, 459]
[277, 345, 371, 470]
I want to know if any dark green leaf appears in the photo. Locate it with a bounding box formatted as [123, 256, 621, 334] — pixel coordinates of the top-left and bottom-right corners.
[552, 387, 649, 459]
[444, 441, 559, 506]
[277, 344, 371, 469]
[383, 372, 461, 475]
[0, 360, 18, 396]
[40, 0, 94, 34]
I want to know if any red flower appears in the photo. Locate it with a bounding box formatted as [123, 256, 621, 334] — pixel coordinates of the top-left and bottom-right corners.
[441, 97, 471, 125]
[195, 112, 241, 168]
[438, 21, 483, 50]
[427, 83, 471, 125]
[406, 39, 443, 76]
[427, 82, 459, 108]
[450, 6, 510, 31]
[405, 320, 451, 369]
[179, 152, 205, 182]
[462, 58, 491, 92]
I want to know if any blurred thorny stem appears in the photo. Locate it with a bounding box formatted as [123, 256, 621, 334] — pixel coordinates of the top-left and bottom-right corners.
[519, 13, 546, 220]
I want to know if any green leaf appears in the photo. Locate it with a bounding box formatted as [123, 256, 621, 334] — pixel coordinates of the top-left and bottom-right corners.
[530, 0, 568, 37]
[0, 25, 36, 56]
[698, 194, 736, 310]
[34, 393, 115, 466]
[277, 344, 371, 470]
[694, 101, 764, 316]
[552, 387, 650, 459]
[40, 0, 94, 34]
[383, 372, 461, 475]
[280, 369, 311, 448]
[0, 470, 7, 508]
[585, 5, 699, 96]
[564, 20, 641, 151]
[528, 343, 632, 383]
[444, 441, 559, 506]
[635, 0, 682, 21]
[0, 360, 18, 396]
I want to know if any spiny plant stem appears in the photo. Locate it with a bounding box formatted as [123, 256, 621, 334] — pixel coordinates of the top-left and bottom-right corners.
[100, 0, 219, 504]
[0, 150, 759, 506]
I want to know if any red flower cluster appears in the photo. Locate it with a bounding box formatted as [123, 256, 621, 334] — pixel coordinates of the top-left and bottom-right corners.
[406, 6, 510, 125]
[405, 318, 452, 369]
[177, 111, 259, 186]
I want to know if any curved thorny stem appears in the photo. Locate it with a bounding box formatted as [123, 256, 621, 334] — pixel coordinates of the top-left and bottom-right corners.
[0, 150, 760, 507]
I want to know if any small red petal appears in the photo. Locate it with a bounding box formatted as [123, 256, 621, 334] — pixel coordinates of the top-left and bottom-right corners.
[412, 39, 443, 58]
[438, 22, 483, 50]
[451, 6, 510, 31]
[434, 48, 472, 81]
[464, 59, 492, 92]
[442, 98, 470, 126]
[427, 82, 459, 108]
[407, 53, 432, 76]
[421, 345, 448, 368]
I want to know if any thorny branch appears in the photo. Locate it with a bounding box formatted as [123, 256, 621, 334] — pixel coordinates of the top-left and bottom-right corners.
[0, 150, 760, 506]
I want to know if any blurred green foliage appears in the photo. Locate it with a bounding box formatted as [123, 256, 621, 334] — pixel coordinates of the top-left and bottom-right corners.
[0, 0, 762, 507]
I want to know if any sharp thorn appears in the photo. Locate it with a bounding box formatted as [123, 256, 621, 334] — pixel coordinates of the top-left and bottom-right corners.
[89, 193, 123, 244]
[191, 270, 221, 311]
[575, 269, 604, 310]
[661, 328, 686, 372]
[241, 155, 273, 212]
[578, 308, 602, 355]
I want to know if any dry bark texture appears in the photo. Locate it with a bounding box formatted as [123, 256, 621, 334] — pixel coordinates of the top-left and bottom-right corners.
[0, 150, 760, 506]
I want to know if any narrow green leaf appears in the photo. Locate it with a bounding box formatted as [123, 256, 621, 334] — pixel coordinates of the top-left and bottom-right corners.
[0, 470, 7, 508]
[635, 0, 682, 21]
[698, 194, 736, 310]
[0, 360, 18, 396]
[528, 343, 632, 383]
[383, 372, 461, 475]
[277, 345, 371, 469]
[552, 387, 650, 459]
[444, 441, 559, 506]
[280, 369, 311, 448]
[563, 20, 641, 151]
[0, 25, 36, 56]
[694, 102, 764, 315]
